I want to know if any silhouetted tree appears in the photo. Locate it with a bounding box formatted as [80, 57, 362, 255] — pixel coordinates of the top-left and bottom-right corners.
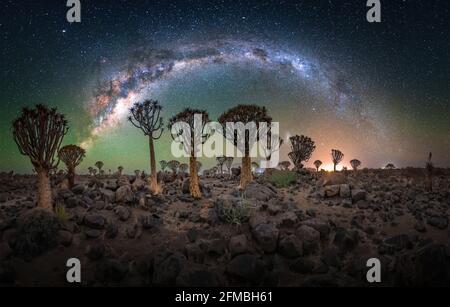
[167, 160, 180, 174]
[331, 149, 344, 171]
[179, 163, 189, 174]
[118, 166, 124, 176]
[225, 157, 234, 175]
[219, 104, 272, 188]
[288, 135, 316, 170]
[159, 160, 168, 172]
[58, 145, 85, 188]
[385, 163, 396, 169]
[350, 159, 361, 171]
[279, 161, 291, 171]
[216, 156, 226, 174]
[168, 108, 210, 198]
[95, 161, 104, 174]
[426, 152, 433, 192]
[313, 160, 322, 172]
[12, 104, 68, 210]
[129, 100, 164, 194]
[88, 167, 94, 176]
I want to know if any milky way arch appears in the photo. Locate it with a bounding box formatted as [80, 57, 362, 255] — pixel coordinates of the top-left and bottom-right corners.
[82, 39, 375, 149]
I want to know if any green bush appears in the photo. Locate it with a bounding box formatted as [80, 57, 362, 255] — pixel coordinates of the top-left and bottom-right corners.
[215, 197, 254, 226]
[55, 202, 69, 222]
[268, 170, 297, 188]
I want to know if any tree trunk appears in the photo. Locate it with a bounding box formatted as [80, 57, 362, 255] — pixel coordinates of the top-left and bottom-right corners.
[189, 156, 202, 199]
[67, 166, 75, 188]
[37, 169, 52, 210]
[240, 155, 252, 188]
[149, 136, 159, 194]
[333, 163, 337, 172]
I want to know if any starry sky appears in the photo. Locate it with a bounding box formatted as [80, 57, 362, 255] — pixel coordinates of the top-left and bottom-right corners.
[1, 0, 449, 173]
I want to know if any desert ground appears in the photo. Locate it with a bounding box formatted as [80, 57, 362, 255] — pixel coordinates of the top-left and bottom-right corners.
[0, 168, 449, 287]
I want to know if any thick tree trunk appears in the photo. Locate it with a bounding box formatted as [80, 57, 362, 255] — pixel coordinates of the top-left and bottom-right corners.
[240, 155, 253, 188]
[67, 166, 75, 188]
[37, 169, 52, 210]
[189, 156, 202, 199]
[149, 136, 159, 194]
[333, 163, 337, 172]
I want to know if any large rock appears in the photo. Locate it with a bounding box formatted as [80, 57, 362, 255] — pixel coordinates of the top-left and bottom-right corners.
[339, 184, 351, 198]
[333, 228, 359, 255]
[278, 234, 303, 258]
[244, 182, 277, 202]
[226, 254, 266, 284]
[100, 188, 115, 203]
[114, 205, 131, 222]
[84, 213, 106, 229]
[115, 185, 133, 203]
[296, 225, 320, 254]
[229, 234, 248, 257]
[132, 178, 146, 191]
[153, 252, 187, 286]
[351, 189, 367, 203]
[301, 218, 330, 240]
[324, 185, 340, 198]
[14, 209, 60, 258]
[176, 267, 221, 287]
[251, 223, 279, 253]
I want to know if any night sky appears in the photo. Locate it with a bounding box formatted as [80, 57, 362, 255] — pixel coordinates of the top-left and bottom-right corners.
[1, 0, 449, 173]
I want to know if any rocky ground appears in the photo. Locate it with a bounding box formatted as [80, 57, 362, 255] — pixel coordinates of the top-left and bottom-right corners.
[0, 168, 449, 287]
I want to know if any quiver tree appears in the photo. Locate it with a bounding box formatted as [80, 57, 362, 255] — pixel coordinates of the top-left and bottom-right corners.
[331, 149, 344, 171]
[426, 152, 433, 192]
[58, 145, 85, 188]
[167, 160, 180, 175]
[288, 135, 316, 170]
[224, 157, 234, 175]
[95, 161, 104, 174]
[117, 166, 124, 176]
[350, 159, 361, 171]
[179, 163, 189, 174]
[385, 163, 396, 169]
[129, 99, 164, 194]
[219, 104, 272, 188]
[12, 104, 68, 210]
[159, 160, 168, 172]
[216, 156, 226, 174]
[279, 161, 291, 171]
[313, 160, 322, 172]
[168, 108, 211, 198]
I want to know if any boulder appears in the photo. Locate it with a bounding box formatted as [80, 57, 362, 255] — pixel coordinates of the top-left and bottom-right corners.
[251, 223, 279, 253]
[229, 234, 248, 257]
[278, 234, 303, 258]
[84, 213, 106, 229]
[244, 182, 277, 202]
[115, 185, 133, 204]
[226, 254, 266, 284]
[351, 189, 367, 203]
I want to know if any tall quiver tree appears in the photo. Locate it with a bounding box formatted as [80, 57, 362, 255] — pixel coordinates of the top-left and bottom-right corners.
[12, 105, 68, 210]
[219, 105, 272, 188]
[129, 100, 164, 194]
[216, 156, 226, 174]
[350, 159, 361, 171]
[168, 108, 211, 199]
[331, 149, 344, 171]
[58, 145, 85, 188]
[288, 135, 316, 170]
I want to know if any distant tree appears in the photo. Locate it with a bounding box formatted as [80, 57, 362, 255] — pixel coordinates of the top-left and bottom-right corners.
[99, 169, 105, 176]
[288, 135, 316, 170]
[216, 156, 226, 174]
[426, 152, 434, 192]
[224, 157, 234, 175]
[108, 169, 112, 175]
[88, 167, 94, 176]
[159, 160, 168, 172]
[168, 109, 210, 198]
[385, 163, 396, 169]
[219, 104, 272, 188]
[167, 160, 180, 174]
[331, 149, 344, 171]
[350, 159, 362, 171]
[313, 160, 322, 172]
[92, 169, 97, 176]
[12, 105, 68, 210]
[95, 161, 104, 174]
[58, 145, 86, 188]
[129, 99, 164, 194]
[179, 163, 189, 174]
[117, 166, 124, 176]
[196, 161, 202, 174]
[279, 161, 291, 171]
[134, 170, 141, 178]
